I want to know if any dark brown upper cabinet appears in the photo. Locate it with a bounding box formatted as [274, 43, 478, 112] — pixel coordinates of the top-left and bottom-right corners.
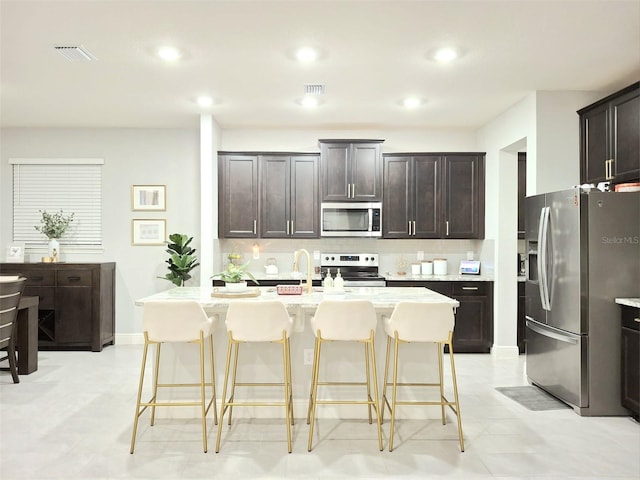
[218, 154, 259, 238]
[261, 154, 319, 238]
[383, 153, 485, 239]
[579, 82, 639, 185]
[319, 140, 383, 201]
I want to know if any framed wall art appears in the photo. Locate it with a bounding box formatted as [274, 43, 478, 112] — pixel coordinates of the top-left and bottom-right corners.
[131, 185, 166, 211]
[132, 219, 166, 246]
[5, 242, 25, 263]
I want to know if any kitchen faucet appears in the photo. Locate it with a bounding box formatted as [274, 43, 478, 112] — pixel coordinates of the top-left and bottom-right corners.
[293, 249, 313, 294]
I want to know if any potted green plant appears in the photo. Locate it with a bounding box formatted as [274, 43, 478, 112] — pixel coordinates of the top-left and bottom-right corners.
[212, 261, 258, 292]
[159, 233, 200, 287]
[34, 209, 74, 260]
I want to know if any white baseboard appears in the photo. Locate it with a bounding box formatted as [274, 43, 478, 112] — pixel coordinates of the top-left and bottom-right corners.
[491, 345, 520, 358]
[115, 333, 144, 345]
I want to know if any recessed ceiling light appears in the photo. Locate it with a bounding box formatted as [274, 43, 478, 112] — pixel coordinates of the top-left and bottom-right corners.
[300, 96, 320, 108]
[196, 96, 214, 108]
[403, 97, 423, 109]
[157, 46, 181, 62]
[295, 47, 318, 63]
[433, 47, 458, 63]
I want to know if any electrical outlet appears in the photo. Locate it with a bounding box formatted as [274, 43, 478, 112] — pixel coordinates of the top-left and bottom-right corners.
[303, 348, 314, 365]
[313, 250, 320, 260]
[417, 250, 424, 261]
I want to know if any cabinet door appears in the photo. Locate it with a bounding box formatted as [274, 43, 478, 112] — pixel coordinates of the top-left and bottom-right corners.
[518, 282, 525, 353]
[351, 143, 382, 201]
[290, 155, 319, 238]
[580, 103, 609, 184]
[452, 296, 491, 352]
[443, 155, 484, 238]
[219, 155, 259, 238]
[611, 88, 640, 183]
[621, 326, 639, 415]
[321, 143, 350, 201]
[55, 286, 92, 344]
[413, 155, 441, 238]
[261, 155, 290, 238]
[383, 156, 412, 238]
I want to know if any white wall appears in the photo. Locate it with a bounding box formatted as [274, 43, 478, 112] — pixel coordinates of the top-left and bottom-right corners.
[477, 90, 602, 355]
[0, 127, 201, 336]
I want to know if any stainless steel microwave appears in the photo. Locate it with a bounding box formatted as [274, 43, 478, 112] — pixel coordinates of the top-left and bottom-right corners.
[320, 202, 382, 237]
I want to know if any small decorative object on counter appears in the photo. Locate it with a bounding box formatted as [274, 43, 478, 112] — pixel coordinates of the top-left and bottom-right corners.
[433, 258, 448, 275]
[421, 261, 433, 275]
[276, 284, 303, 295]
[212, 261, 258, 290]
[323, 268, 334, 291]
[333, 268, 344, 290]
[411, 263, 421, 275]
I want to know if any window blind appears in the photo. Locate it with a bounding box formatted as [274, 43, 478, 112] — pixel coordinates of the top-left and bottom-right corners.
[10, 158, 104, 246]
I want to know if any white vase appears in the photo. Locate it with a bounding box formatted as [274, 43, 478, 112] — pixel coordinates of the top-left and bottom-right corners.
[225, 281, 247, 292]
[48, 238, 60, 261]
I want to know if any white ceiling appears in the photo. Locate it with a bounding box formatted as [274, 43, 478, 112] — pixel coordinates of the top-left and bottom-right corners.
[1, 0, 639, 130]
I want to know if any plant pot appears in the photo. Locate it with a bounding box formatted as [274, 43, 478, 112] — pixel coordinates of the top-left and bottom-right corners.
[225, 281, 247, 292]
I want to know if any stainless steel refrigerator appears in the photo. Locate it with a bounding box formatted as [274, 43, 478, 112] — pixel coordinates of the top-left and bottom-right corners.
[525, 189, 640, 416]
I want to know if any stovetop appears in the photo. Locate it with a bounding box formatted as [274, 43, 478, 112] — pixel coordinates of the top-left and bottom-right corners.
[320, 253, 383, 281]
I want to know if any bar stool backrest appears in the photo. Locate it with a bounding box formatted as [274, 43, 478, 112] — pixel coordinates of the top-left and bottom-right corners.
[386, 302, 454, 342]
[142, 300, 213, 342]
[225, 301, 292, 341]
[311, 300, 377, 340]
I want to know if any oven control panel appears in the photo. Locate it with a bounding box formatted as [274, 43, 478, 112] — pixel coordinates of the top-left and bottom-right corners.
[320, 253, 378, 267]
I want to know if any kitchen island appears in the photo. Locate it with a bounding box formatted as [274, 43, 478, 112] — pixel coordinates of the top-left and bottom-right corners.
[135, 286, 459, 420]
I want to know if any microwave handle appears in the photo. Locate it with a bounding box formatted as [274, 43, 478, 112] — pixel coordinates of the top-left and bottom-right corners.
[369, 208, 373, 232]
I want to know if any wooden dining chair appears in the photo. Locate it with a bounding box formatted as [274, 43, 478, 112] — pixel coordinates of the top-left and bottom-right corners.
[0, 276, 27, 384]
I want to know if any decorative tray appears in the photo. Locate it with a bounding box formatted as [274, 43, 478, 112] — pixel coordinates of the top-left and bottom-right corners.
[211, 288, 261, 298]
[276, 285, 303, 295]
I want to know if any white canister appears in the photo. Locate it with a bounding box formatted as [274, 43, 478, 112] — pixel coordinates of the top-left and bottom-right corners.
[433, 258, 448, 275]
[421, 261, 433, 275]
[411, 263, 421, 275]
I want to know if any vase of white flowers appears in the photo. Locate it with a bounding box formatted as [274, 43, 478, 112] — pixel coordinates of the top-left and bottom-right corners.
[34, 209, 74, 260]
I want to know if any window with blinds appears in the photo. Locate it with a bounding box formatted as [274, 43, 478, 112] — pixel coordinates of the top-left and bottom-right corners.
[10, 158, 103, 247]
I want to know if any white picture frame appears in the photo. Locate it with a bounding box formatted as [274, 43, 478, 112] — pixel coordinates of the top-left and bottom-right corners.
[5, 242, 25, 263]
[132, 219, 166, 246]
[131, 185, 166, 211]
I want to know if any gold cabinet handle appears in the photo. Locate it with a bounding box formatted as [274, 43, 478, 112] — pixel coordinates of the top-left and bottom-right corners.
[253, 220, 257, 235]
[446, 220, 450, 236]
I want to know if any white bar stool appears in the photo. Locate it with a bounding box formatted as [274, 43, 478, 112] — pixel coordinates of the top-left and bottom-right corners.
[130, 300, 217, 453]
[215, 300, 294, 453]
[381, 302, 464, 452]
[306, 299, 383, 451]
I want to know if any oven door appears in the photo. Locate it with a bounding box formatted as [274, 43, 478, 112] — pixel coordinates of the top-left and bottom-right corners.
[321, 202, 381, 237]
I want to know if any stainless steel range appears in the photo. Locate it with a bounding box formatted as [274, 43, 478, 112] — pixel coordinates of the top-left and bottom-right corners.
[320, 253, 386, 287]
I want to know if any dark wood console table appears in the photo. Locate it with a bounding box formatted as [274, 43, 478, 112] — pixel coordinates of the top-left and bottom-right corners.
[0, 263, 116, 351]
[16, 296, 39, 374]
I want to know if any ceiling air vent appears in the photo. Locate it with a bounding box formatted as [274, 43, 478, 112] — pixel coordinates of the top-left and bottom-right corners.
[54, 45, 96, 61]
[304, 84, 325, 95]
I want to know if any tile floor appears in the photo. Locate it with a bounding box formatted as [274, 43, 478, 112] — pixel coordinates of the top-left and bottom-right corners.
[1, 346, 638, 479]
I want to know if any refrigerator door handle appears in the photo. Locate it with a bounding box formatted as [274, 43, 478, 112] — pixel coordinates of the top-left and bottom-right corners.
[536, 208, 548, 310]
[539, 206, 551, 311]
[526, 319, 579, 345]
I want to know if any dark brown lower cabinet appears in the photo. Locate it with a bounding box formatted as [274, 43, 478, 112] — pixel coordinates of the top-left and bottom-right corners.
[386, 280, 493, 353]
[0, 262, 115, 351]
[620, 305, 639, 419]
[518, 282, 525, 353]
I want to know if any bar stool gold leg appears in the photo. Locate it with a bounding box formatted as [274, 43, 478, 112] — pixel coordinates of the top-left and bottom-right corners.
[367, 331, 383, 451]
[150, 341, 161, 426]
[448, 340, 465, 452]
[130, 336, 150, 454]
[381, 335, 392, 423]
[216, 335, 235, 453]
[389, 334, 400, 452]
[364, 342, 373, 423]
[307, 335, 322, 451]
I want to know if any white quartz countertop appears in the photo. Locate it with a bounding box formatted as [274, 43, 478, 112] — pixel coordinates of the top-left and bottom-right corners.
[136, 286, 459, 309]
[615, 298, 640, 308]
[384, 274, 494, 282]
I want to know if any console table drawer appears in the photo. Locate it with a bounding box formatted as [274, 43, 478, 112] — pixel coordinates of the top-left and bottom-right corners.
[56, 269, 92, 286]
